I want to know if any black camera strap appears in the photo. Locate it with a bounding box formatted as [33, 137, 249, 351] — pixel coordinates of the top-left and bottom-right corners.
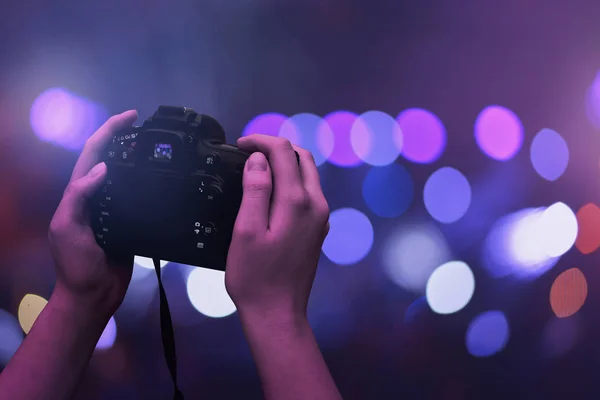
[153, 258, 185, 400]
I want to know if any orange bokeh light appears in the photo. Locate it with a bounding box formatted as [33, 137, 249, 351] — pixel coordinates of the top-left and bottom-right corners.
[575, 203, 600, 254]
[550, 268, 588, 318]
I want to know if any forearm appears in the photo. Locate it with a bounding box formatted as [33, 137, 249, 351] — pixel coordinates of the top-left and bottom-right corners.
[0, 288, 110, 400]
[240, 309, 342, 400]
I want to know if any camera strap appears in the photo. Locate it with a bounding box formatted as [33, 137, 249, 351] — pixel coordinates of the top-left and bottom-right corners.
[153, 258, 185, 400]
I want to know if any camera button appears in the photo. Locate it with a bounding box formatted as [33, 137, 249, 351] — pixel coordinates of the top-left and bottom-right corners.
[203, 153, 221, 167]
[205, 183, 222, 201]
[203, 222, 217, 237]
[194, 176, 221, 201]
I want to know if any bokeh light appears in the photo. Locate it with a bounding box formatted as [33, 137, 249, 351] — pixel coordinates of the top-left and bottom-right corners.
[465, 311, 510, 357]
[278, 113, 330, 166]
[134, 256, 169, 270]
[541, 315, 580, 358]
[506, 208, 553, 270]
[96, 316, 117, 351]
[483, 208, 554, 279]
[30, 87, 107, 151]
[317, 111, 362, 167]
[474, 105, 524, 161]
[538, 202, 578, 258]
[0, 309, 24, 366]
[404, 297, 429, 323]
[426, 261, 475, 315]
[382, 223, 452, 293]
[585, 70, 600, 129]
[242, 113, 287, 137]
[350, 111, 402, 166]
[423, 167, 472, 223]
[550, 268, 587, 318]
[176, 263, 197, 283]
[575, 203, 600, 254]
[116, 261, 159, 327]
[530, 129, 569, 181]
[322, 208, 374, 265]
[362, 164, 413, 218]
[18, 294, 48, 334]
[396, 108, 446, 163]
[129, 260, 155, 282]
[186, 268, 236, 318]
[483, 204, 576, 280]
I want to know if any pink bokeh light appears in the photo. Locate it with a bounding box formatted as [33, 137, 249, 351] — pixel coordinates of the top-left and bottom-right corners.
[317, 111, 362, 167]
[30, 87, 106, 151]
[396, 108, 446, 164]
[242, 113, 287, 137]
[474, 105, 523, 161]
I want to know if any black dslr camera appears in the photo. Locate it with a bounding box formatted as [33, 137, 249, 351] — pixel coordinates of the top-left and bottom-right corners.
[90, 106, 252, 271]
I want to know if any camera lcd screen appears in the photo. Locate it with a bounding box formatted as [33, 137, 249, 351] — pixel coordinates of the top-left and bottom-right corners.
[154, 143, 173, 160]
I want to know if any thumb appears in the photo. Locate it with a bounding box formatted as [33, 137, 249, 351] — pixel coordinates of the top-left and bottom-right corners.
[73, 162, 108, 199]
[59, 162, 107, 223]
[234, 152, 272, 234]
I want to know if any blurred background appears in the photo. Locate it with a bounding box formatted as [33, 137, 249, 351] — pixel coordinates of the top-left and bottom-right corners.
[2, 1, 600, 399]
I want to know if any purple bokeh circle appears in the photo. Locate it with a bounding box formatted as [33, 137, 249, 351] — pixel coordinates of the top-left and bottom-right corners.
[466, 311, 510, 357]
[279, 113, 329, 166]
[474, 105, 523, 161]
[351, 111, 402, 166]
[396, 108, 446, 164]
[242, 113, 287, 137]
[322, 207, 374, 265]
[30, 87, 107, 151]
[424, 167, 472, 224]
[317, 111, 362, 167]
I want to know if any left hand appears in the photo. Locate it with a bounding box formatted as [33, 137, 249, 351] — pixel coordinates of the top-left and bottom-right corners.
[225, 135, 330, 319]
[48, 110, 138, 316]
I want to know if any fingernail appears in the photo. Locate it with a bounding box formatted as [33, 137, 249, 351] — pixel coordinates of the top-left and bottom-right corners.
[247, 153, 267, 171]
[89, 162, 106, 177]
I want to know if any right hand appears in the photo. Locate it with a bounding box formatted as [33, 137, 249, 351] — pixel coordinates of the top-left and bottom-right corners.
[225, 135, 330, 319]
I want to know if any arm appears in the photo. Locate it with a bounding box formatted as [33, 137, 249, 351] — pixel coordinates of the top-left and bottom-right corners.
[0, 289, 110, 400]
[240, 309, 342, 400]
[0, 111, 138, 400]
[226, 135, 341, 400]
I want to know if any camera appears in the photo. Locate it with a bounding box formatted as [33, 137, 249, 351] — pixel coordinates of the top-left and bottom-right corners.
[90, 106, 252, 271]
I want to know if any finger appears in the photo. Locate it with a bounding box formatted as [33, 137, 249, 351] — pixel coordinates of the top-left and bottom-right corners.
[233, 152, 273, 236]
[71, 110, 138, 182]
[292, 145, 330, 229]
[237, 134, 303, 189]
[58, 162, 108, 225]
[237, 135, 306, 229]
[291, 145, 325, 199]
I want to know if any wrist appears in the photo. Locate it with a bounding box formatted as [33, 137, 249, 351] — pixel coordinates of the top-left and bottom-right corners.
[238, 306, 311, 338]
[50, 285, 114, 327]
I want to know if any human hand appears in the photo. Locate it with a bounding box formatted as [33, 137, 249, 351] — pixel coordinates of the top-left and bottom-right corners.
[225, 135, 330, 320]
[48, 110, 138, 317]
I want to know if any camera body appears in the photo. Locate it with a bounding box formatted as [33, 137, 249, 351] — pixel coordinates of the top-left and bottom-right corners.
[90, 106, 250, 271]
